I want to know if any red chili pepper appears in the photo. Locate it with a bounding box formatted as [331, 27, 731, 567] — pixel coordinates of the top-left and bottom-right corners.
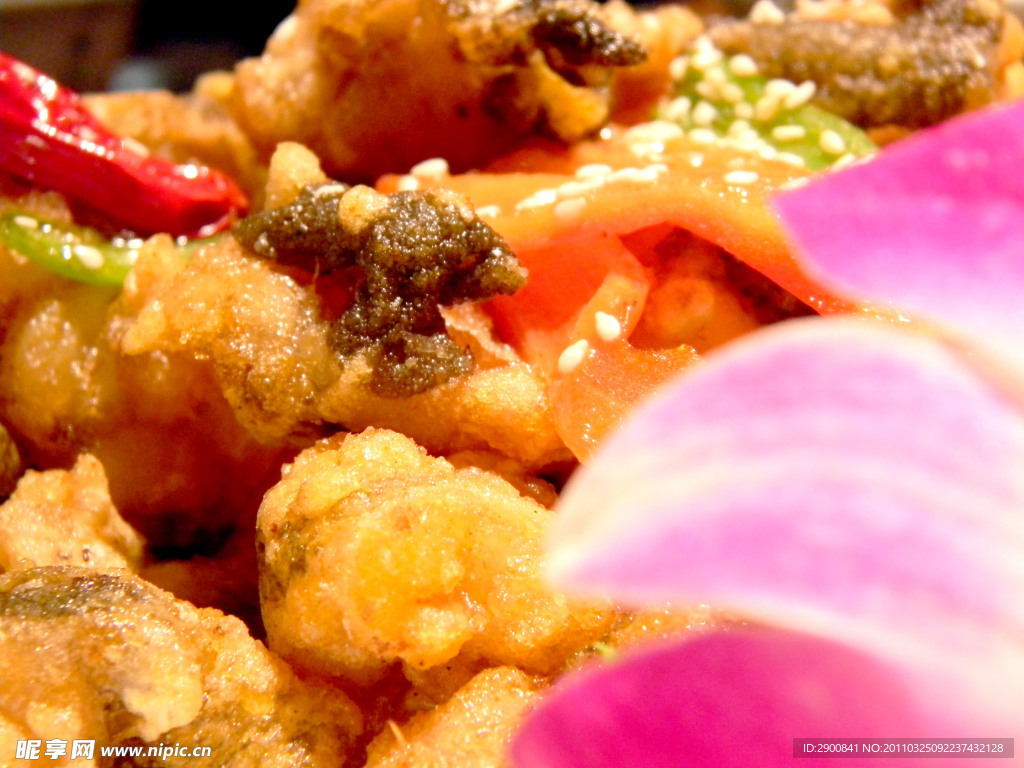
[0, 52, 248, 237]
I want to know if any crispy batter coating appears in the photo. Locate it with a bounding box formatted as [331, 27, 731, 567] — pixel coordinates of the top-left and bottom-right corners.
[235, 182, 526, 396]
[141, 526, 263, 634]
[364, 667, 544, 768]
[0, 454, 143, 574]
[81, 87, 266, 199]
[121, 232, 569, 467]
[0, 200, 291, 549]
[709, 0, 1005, 128]
[0, 567, 362, 766]
[0, 421, 22, 500]
[257, 429, 613, 687]
[228, 0, 645, 179]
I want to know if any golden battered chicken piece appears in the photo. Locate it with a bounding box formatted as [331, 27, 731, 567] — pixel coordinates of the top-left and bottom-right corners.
[229, 0, 646, 180]
[0, 421, 22, 500]
[141, 526, 263, 633]
[364, 667, 544, 768]
[0, 567, 362, 767]
[0, 195, 292, 548]
[0, 454, 143, 574]
[257, 429, 614, 687]
[121, 227, 569, 468]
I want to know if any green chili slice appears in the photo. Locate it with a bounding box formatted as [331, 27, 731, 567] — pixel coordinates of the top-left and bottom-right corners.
[0, 211, 217, 287]
[657, 42, 876, 171]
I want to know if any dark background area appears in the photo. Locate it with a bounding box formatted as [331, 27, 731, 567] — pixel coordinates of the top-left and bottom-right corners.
[0, 0, 295, 93]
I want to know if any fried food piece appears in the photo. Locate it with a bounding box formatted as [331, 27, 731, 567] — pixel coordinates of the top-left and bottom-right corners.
[0, 421, 22, 500]
[122, 232, 569, 467]
[141, 526, 263, 633]
[0, 195, 291, 548]
[229, 0, 645, 179]
[0, 567, 362, 766]
[364, 667, 544, 768]
[709, 0, 1006, 129]
[234, 182, 526, 396]
[257, 429, 614, 686]
[81, 87, 266, 199]
[604, 0, 704, 124]
[0, 454, 143, 574]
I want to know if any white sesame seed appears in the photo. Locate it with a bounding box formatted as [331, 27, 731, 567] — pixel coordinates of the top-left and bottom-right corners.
[594, 312, 622, 342]
[12, 215, 38, 230]
[727, 134, 771, 155]
[515, 188, 559, 210]
[723, 169, 759, 185]
[734, 102, 754, 120]
[704, 66, 728, 87]
[831, 153, 858, 170]
[628, 142, 666, 162]
[776, 152, 807, 168]
[686, 151, 706, 167]
[721, 83, 746, 104]
[662, 96, 693, 121]
[758, 145, 779, 161]
[410, 157, 450, 179]
[819, 129, 847, 156]
[556, 179, 598, 198]
[754, 95, 780, 123]
[554, 197, 587, 223]
[644, 163, 669, 176]
[688, 128, 719, 145]
[783, 81, 817, 110]
[668, 56, 689, 81]
[692, 100, 719, 127]
[727, 119, 753, 137]
[475, 205, 501, 218]
[624, 120, 684, 145]
[396, 175, 420, 191]
[122, 137, 151, 157]
[764, 79, 796, 100]
[575, 163, 613, 181]
[749, 0, 785, 24]
[779, 176, 811, 190]
[557, 339, 590, 374]
[695, 81, 720, 101]
[692, 35, 716, 55]
[313, 183, 349, 197]
[691, 48, 723, 72]
[729, 54, 759, 77]
[772, 124, 807, 141]
[72, 244, 105, 270]
[607, 166, 661, 184]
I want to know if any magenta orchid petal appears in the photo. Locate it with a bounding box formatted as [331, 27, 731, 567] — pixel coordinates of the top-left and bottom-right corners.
[772, 100, 1024, 371]
[546, 318, 1024, 728]
[511, 628, 944, 768]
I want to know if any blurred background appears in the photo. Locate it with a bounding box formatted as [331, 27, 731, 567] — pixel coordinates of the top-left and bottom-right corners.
[0, 0, 293, 93]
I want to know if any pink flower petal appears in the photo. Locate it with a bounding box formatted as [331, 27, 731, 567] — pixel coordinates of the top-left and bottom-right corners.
[547, 318, 1024, 729]
[512, 628, 942, 768]
[772, 100, 1024, 371]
